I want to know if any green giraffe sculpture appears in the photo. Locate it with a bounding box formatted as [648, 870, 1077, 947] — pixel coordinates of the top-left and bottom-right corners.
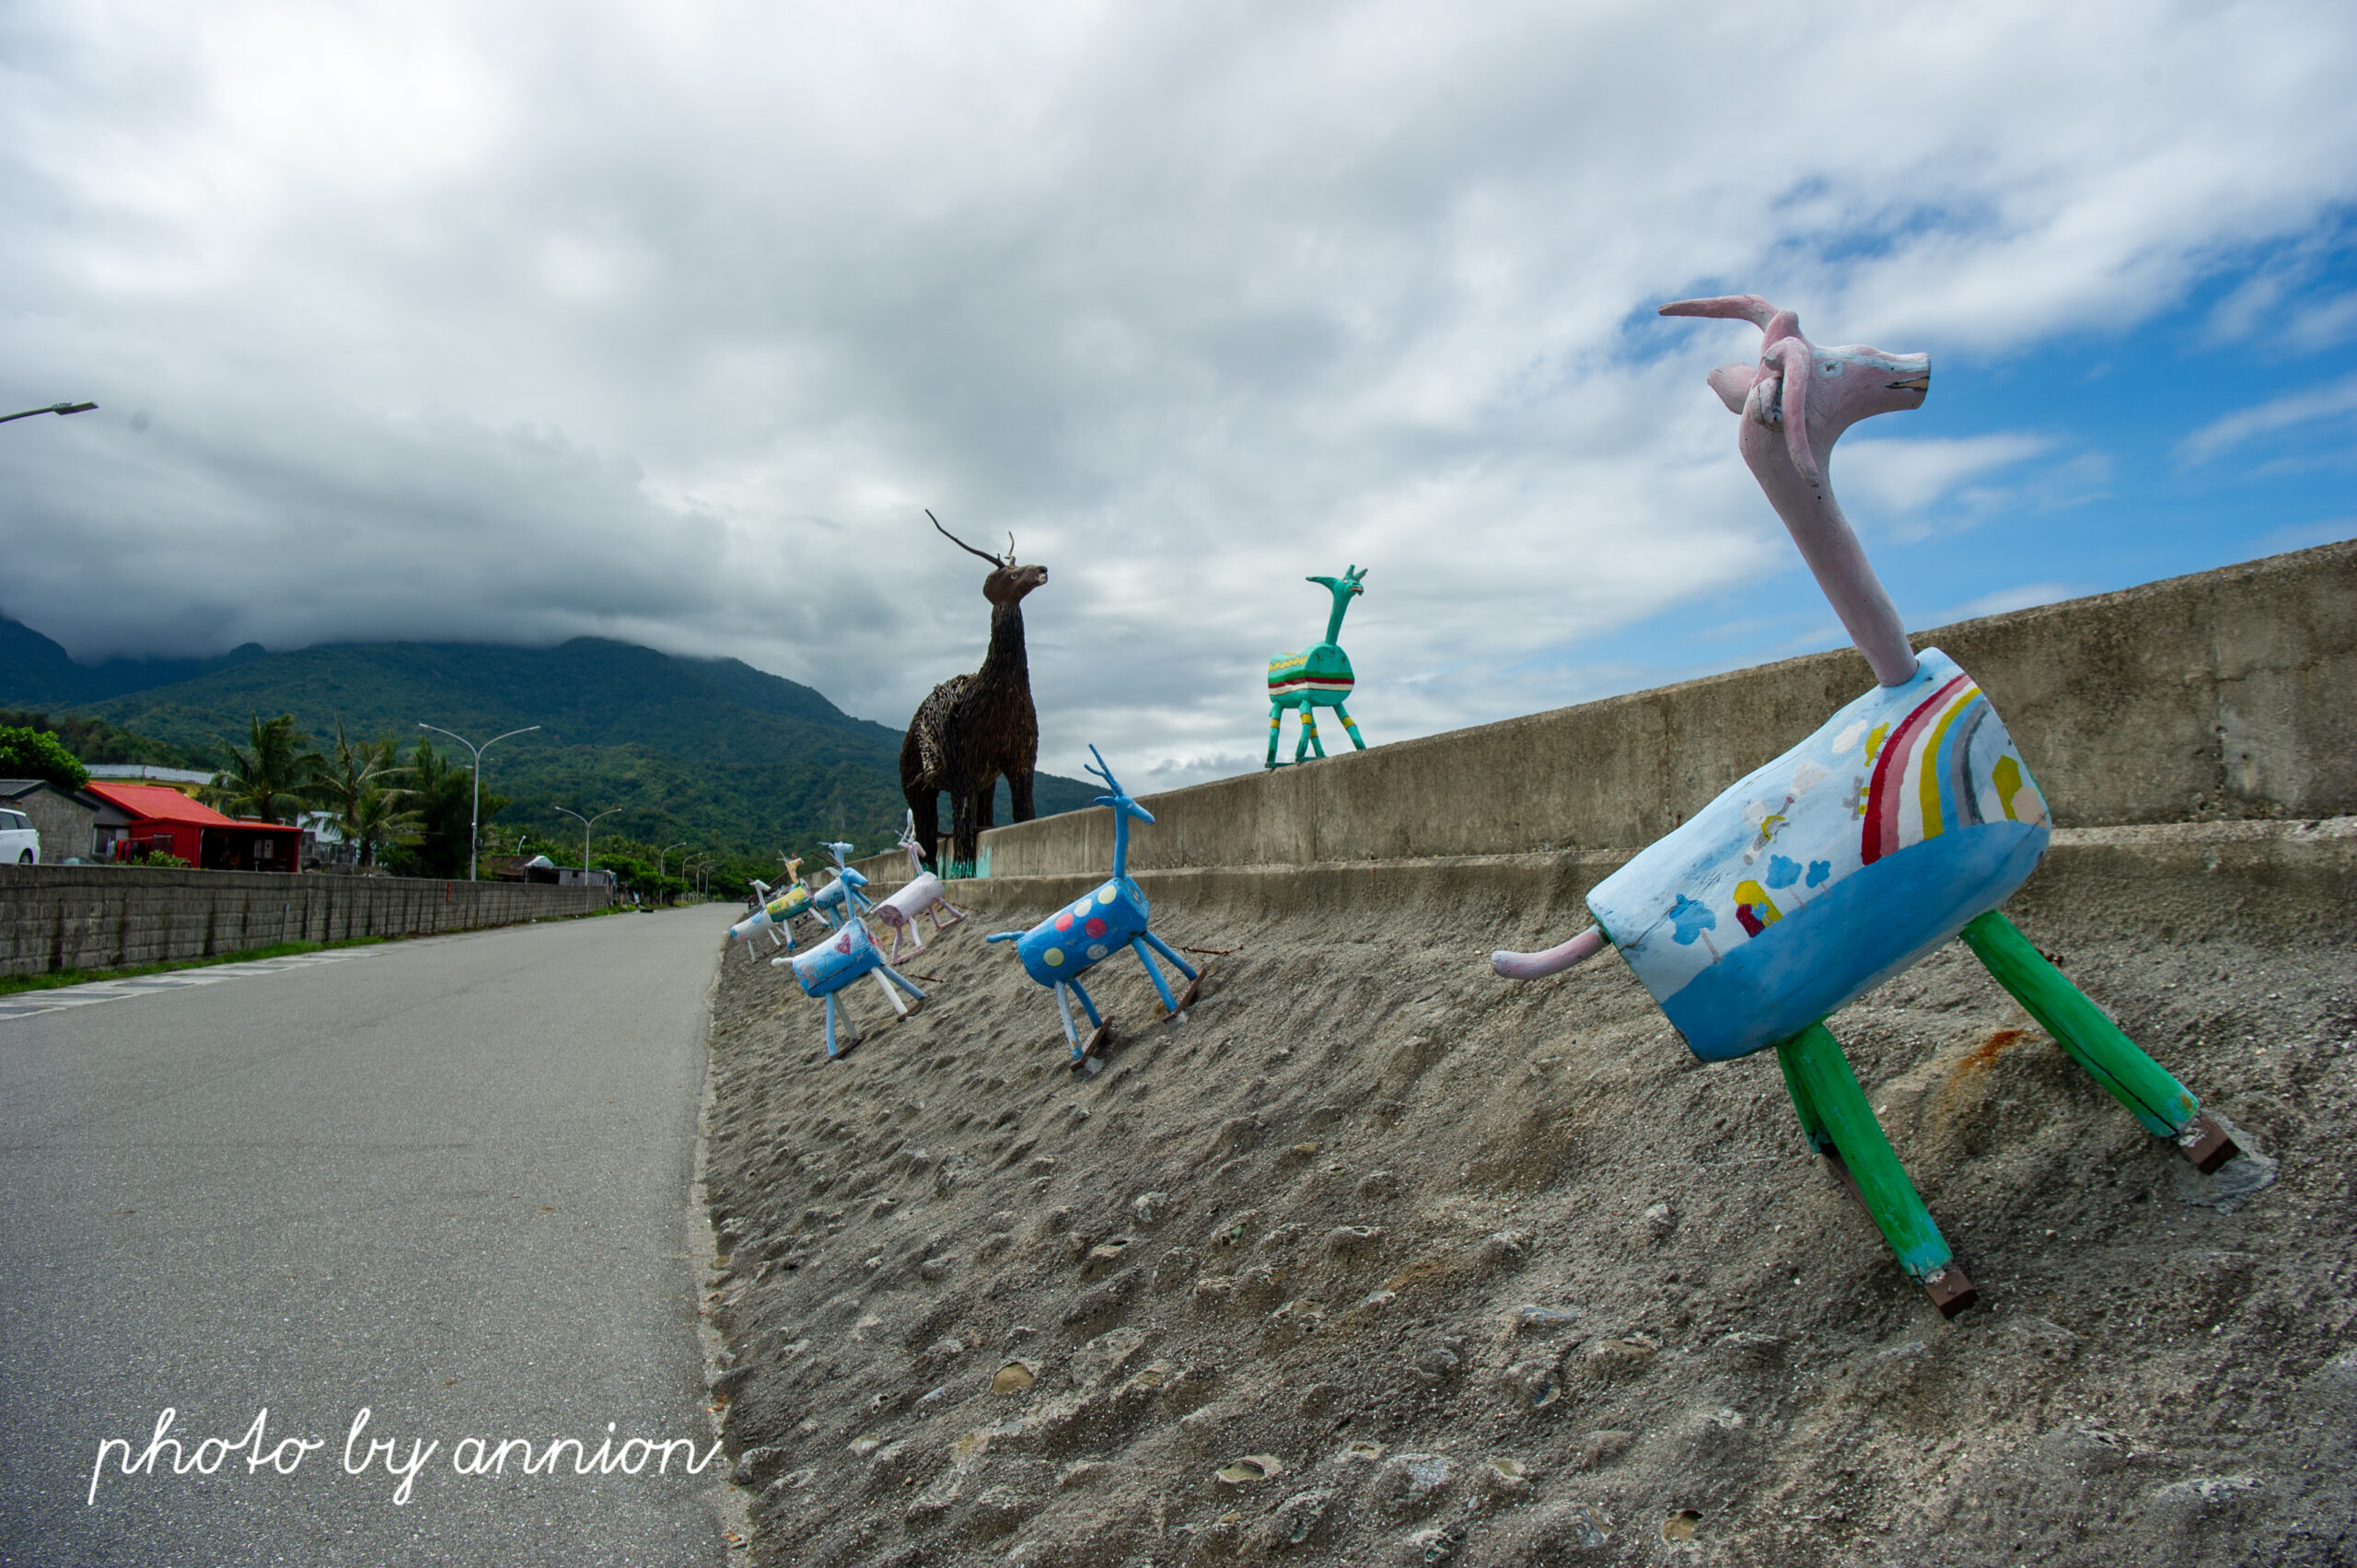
[1265, 565, 1367, 768]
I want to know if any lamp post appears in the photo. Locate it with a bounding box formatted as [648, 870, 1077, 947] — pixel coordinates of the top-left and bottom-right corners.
[658, 842, 686, 906]
[0, 401, 97, 425]
[416, 723, 540, 881]
[554, 805, 622, 887]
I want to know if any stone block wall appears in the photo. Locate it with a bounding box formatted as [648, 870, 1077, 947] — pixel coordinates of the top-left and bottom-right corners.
[0, 865, 612, 978]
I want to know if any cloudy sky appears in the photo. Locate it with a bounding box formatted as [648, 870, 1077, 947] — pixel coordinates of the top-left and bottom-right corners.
[3, 0, 2352, 787]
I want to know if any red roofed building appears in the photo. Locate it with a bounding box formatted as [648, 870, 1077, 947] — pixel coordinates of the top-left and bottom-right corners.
[84, 782, 304, 872]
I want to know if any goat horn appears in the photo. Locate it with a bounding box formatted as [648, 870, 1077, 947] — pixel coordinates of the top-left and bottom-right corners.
[1770, 339, 1822, 486]
[928, 508, 1009, 567]
[1659, 295, 1779, 328]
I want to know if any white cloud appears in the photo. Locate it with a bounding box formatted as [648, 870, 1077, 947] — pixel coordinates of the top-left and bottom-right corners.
[2177, 374, 2357, 467]
[1, 0, 2353, 785]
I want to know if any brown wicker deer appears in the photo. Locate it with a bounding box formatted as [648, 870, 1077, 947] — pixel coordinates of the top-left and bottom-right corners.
[901, 512, 1048, 875]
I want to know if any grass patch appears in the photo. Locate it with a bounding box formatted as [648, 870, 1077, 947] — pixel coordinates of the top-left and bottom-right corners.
[0, 900, 658, 997]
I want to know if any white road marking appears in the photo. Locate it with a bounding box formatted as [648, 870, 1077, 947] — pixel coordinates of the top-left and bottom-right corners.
[0, 949, 376, 1020]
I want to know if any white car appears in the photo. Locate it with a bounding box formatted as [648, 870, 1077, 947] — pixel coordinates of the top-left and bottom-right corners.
[0, 807, 38, 864]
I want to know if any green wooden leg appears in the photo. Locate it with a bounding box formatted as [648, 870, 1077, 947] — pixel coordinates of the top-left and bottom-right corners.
[1777, 1024, 1973, 1314]
[1265, 705, 1284, 769]
[1957, 912, 2234, 1170]
[1775, 1043, 1837, 1157]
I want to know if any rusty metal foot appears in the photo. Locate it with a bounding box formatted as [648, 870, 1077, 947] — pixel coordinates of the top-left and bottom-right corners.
[1922, 1265, 1977, 1318]
[2177, 1111, 2240, 1175]
[1072, 1021, 1113, 1074]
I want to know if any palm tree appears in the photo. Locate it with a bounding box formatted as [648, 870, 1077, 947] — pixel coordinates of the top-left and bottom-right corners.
[348, 781, 422, 869]
[206, 713, 324, 825]
[311, 719, 412, 862]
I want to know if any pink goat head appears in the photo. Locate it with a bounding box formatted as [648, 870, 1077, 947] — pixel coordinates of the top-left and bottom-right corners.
[1661, 294, 1931, 688]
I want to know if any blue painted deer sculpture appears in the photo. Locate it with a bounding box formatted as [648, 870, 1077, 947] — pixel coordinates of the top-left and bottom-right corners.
[988, 747, 1205, 1074]
[781, 841, 926, 1060]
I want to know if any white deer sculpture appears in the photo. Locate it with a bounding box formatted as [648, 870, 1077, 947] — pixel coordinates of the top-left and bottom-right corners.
[868, 810, 969, 962]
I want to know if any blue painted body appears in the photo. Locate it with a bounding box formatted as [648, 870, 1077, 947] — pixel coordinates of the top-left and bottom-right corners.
[1009, 878, 1151, 985]
[782, 842, 924, 1058]
[1584, 649, 2051, 1062]
[792, 917, 887, 997]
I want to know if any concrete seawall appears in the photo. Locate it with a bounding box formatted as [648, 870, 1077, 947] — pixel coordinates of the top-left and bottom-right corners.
[0, 865, 613, 978]
[930, 540, 2352, 884]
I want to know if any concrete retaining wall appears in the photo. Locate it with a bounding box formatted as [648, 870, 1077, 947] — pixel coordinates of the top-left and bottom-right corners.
[0, 865, 612, 978]
[967, 540, 2354, 880]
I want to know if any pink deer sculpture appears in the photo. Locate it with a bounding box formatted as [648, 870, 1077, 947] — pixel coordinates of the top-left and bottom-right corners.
[1492, 295, 2239, 1318]
[868, 809, 968, 962]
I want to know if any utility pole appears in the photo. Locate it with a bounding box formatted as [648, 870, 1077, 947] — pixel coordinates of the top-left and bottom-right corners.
[416, 724, 540, 880]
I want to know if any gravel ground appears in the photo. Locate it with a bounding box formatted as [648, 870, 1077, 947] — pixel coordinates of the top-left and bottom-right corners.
[698, 859, 2354, 1567]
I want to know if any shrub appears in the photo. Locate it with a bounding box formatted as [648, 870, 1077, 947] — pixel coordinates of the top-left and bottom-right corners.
[0, 726, 91, 791]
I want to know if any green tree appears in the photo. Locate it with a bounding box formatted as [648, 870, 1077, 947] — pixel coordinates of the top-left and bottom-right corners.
[0, 711, 193, 770]
[205, 714, 322, 824]
[0, 726, 90, 791]
[311, 719, 415, 865]
[385, 740, 506, 879]
[348, 782, 422, 869]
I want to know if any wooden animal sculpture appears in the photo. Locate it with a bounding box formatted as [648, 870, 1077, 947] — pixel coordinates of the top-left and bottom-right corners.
[869, 809, 968, 962]
[1265, 565, 1368, 768]
[902, 511, 1048, 876]
[986, 747, 1204, 1074]
[780, 842, 926, 1059]
[1492, 294, 2237, 1318]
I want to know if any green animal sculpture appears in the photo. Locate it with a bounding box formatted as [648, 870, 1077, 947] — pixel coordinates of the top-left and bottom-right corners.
[1266, 565, 1367, 768]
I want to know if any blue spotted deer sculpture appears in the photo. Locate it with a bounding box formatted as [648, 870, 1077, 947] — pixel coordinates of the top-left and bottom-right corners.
[780, 841, 926, 1060]
[987, 747, 1205, 1073]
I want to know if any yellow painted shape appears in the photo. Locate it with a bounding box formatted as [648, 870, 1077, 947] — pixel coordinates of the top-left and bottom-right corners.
[1991, 755, 2023, 822]
[1733, 879, 1782, 924]
[1864, 723, 1890, 762]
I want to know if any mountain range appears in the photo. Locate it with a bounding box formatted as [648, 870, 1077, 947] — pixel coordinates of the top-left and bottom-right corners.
[0, 616, 1094, 859]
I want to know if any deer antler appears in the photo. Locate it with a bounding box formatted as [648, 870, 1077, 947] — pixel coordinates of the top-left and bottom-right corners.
[928, 508, 1010, 568]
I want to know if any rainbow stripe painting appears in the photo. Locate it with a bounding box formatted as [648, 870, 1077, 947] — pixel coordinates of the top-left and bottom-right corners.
[1585, 648, 2051, 1061]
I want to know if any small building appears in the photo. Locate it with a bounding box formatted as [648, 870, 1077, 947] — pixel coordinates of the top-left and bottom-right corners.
[83, 781, 304, 872]
[296, 810, 356, 867]
[0, 778, 132, 862]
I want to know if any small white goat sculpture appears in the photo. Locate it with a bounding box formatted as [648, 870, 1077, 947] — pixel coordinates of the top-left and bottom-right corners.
[868, 810, 968, 962]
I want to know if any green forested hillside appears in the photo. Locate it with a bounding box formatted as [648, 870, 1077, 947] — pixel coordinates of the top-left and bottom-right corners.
[0, 621, 1092, 859]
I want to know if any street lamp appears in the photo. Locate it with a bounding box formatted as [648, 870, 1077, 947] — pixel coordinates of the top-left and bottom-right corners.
[553, 805, 622, 886]
[416, 723, 540, 881]
[658, 842, 686, 905]
[0, 401, 97, 426]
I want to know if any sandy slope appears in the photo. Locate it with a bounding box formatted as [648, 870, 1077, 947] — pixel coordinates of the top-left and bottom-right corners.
[698, 860, 2353, 1567]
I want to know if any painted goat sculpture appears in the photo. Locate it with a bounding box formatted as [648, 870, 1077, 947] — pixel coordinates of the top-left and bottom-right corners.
[987, 747, 1204, 1073]
[868, 809, 968, 962]
[779, 842, 926, 1060]
[1492, 294, 2238, 1317]
[727, 857, 824, 960]
[1266, 565, 1368, 768]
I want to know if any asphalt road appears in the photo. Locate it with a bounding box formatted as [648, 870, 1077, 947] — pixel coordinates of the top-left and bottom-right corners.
[0, 907, 738, 1567]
